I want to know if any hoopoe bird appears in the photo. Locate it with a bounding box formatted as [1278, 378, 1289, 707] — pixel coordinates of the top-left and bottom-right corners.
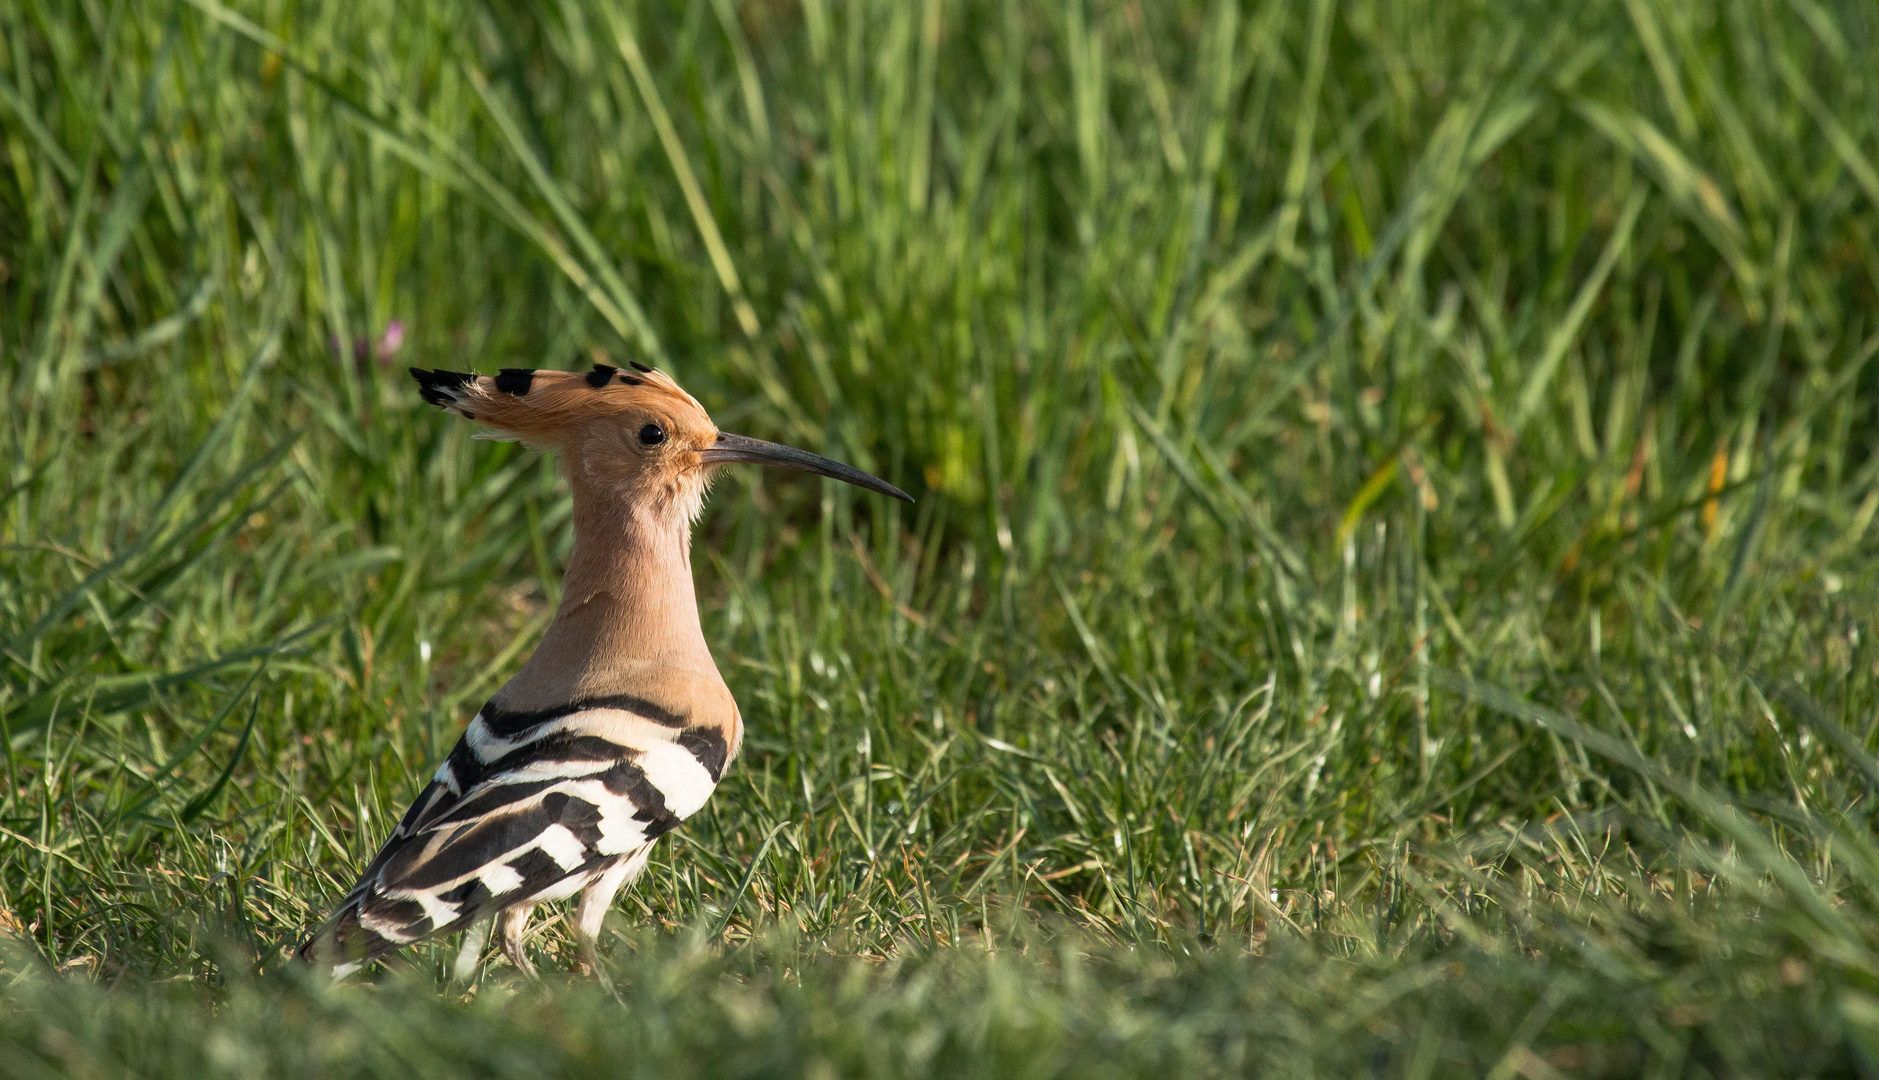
[297, 362, 909, 977]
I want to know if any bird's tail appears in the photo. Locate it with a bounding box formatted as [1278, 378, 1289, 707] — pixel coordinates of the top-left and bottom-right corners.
[294, 900, 401, 975]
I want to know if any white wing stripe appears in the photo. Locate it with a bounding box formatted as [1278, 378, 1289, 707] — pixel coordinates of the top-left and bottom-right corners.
[537, 823, 589, 871]
[479, 863, 524, 895]
[465, 707, 693, 763]
[637, 741, 717, 818]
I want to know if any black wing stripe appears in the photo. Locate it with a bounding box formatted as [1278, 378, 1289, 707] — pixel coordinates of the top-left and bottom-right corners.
[356, 891, 432, 943]
[390, 748, 476, 836]
[427, 776, 567, 830]
[435, 876, 493, 910]
[392, 809, 557, 890]
[431, 732, 637, 812]
[505, 846, 562, 886]
[677, 727, 728, 782]
[481, 732, 637, 779]
[597, 759, 677, 827]
[540, 790, 607, 849]
[390, 780, 452, 839]
[342, 780, 454, 899]
[477, 693, 688, 738]
[443, 740, 480, 791]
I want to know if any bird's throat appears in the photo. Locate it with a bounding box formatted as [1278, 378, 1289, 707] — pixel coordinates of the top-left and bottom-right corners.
[493, 486, 724, 716]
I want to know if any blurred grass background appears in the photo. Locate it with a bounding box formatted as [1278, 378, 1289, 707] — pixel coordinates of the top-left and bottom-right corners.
[4, 0, 1879, 1073]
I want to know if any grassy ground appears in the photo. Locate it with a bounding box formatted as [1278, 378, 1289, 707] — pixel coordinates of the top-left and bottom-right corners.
[4, 0, 1879, 1073]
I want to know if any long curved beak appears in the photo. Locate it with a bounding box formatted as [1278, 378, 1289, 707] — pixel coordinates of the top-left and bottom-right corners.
[701, 432, 913, 502]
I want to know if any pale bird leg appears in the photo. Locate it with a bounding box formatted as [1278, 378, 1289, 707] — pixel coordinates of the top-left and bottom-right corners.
[499, 905, 536, 977]
[574, 845, 655, 976]
[452, 918, 489, 983]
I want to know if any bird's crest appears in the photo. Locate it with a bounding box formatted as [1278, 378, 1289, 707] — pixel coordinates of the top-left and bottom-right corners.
[409, 362, 707, 445]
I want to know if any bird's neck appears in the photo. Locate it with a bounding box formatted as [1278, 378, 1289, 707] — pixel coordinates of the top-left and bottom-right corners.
[493, 482, 722, 713]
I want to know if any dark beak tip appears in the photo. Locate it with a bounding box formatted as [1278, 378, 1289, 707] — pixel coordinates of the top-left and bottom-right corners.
[708, 431, 914, 504]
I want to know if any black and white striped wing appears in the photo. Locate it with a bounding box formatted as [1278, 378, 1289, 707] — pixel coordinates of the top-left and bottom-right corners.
[299, 695, 726, 968]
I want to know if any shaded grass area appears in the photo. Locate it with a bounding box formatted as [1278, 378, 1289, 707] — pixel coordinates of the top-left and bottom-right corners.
[0, 926, 1860, 1078]
[5, 0, 1879, 1073]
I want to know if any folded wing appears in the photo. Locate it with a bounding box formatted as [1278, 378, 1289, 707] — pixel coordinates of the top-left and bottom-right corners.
[298, 695, 725, 970]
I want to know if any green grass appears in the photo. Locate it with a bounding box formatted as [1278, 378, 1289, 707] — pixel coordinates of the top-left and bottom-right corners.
[4, 0, 1879, 1073]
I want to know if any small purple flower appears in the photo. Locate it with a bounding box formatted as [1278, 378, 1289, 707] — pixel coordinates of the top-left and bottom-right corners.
[331, 320, 407, 367]
[374, 320, 405, 360]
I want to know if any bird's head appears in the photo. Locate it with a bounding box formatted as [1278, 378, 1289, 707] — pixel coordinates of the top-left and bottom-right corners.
[410, 364, 910, 522]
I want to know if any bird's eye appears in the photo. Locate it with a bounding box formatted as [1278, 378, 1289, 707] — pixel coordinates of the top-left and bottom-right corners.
[638, 423, 667, 446]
